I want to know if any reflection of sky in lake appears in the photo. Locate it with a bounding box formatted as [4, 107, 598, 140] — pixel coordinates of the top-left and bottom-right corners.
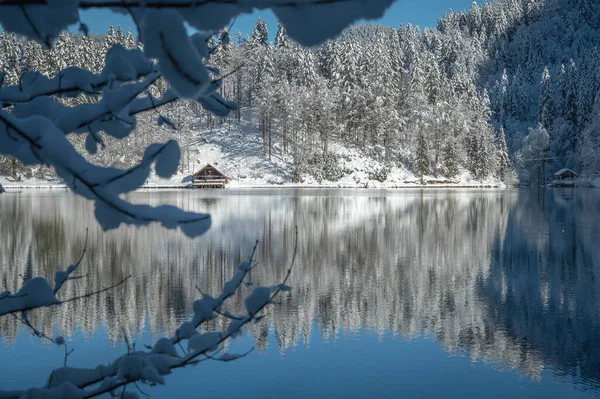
[3, 324, 597, 398]
[1, 188, 600, 398]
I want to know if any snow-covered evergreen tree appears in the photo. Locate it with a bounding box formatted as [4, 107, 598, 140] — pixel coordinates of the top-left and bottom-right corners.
[442, 137, 459, 179]
[105, 24, 116, 49]
[251, 18, 269, 47]
[538, 66, 554, 128]
[415, 130, 430, 181]
[275, 22, 288, 49]
[496, 126, 514, 183]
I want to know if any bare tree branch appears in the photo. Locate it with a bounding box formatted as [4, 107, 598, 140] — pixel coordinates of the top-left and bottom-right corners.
[60, 275, 132, 305]
[0, 275, 132, 317]
[53, 228, 89, 295]
[82, 230, 298, 398]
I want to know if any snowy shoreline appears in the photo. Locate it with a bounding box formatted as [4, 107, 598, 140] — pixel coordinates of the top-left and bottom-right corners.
[3, 175, 596, 191]
[0, 181, 507, 190]
[6, 182, 600, 190]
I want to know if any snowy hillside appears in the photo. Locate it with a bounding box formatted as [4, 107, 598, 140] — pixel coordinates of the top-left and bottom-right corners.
[0, 109, 505, 189]
[129, 109, 505, 189]
[3, 0, 600, 188]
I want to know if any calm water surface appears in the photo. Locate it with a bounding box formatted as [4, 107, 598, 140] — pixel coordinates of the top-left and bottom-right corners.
[1, 188, 599, 398]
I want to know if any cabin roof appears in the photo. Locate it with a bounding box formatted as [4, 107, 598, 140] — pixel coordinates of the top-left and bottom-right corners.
[194, 163, 227, 177]
[554, 168, 578, 177]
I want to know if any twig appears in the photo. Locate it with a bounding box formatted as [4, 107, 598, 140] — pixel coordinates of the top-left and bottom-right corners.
[249, 239, 259, 263]
[54, 227, 89, 295]
[177, 227, 298, 367]
[204, 347, 255, 362]
[120, 384, 128, 399]
[212, 308, 244, 321]
[122, 327, 132, 355]
[64, 344, 74, 367]
[0, 292, 27, 301]
[11, 313, 54, 343]
[79, 234, 297, 396]
[58, 275, 132, 305]
[133, 381, 150, 397]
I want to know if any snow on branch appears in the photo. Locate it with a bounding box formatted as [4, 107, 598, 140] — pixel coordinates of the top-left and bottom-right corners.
[0, 109, 212, 236]
[53, 228, 90, 295]
[0, 44, 218, 235]
[0, 273, 132, 317]
[0, 233, 299, 399]
[0, 46, 157, 105]
[0, 230, 131, 317]
[0, 0, 392, 235]
[0, 1, 394, 48]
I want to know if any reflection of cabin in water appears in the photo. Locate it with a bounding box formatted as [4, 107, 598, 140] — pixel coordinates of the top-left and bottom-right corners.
[192, 164, 228, 188]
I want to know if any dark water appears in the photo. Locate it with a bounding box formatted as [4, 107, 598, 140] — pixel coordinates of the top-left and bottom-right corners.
[1, 188, 599, 398]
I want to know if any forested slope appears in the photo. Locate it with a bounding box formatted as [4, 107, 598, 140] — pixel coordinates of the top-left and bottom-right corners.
[1, 0, 598, 185]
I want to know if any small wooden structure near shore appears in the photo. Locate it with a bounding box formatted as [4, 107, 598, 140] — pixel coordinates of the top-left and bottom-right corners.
[554, 168, 578, 180]
[552, 168, 578, 187]
[192, 164, 228, 188]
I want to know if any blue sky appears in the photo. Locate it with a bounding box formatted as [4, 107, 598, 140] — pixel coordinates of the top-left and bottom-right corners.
[77, 1, 479, 38]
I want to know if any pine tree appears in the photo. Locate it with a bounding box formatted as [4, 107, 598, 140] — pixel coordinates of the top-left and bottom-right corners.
[21, 40, 42, 72]
[538, 66, 553, 128]
[466, 130, 480, 179]
[442, 137, 459, 178]
[251, 19, 268, 46]
[125, 28, 136, 50]
[415, 130, 430, 181]
[576, 55, 594, 128]
[564, 58, 578, 125]
[116, 25, 125, 44]
[424, 55, 442, 104]
[473, 132, 493, 181]
[296, 48, 316, 87]
[468, 0, 482, 35]
[0, 32, 21, 84]
[507, 68, 528, 119]
[274, 23, 288, 49]
[554, 63, 567, 118]
[496, 126, 512, 182]
[499, 68, 509, 127]
[106, 25, 117, 49]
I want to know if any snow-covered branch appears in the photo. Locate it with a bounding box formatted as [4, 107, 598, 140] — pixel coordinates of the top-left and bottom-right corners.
[53, 228, 89, 295]
[0, 46, 158, 106]
[0, 234, 298, 399]
[0, 107, 213, 235]
[0, 274, 132, 317]
[0, 0, 392, 235]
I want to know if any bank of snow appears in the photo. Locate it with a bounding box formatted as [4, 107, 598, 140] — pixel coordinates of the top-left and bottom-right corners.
[140, 117, 505, 189]
[1, 109, 508, 190]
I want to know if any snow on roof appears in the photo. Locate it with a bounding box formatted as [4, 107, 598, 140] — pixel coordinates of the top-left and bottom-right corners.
[554, 168, 578, 176]
[195, 163, 227, 177]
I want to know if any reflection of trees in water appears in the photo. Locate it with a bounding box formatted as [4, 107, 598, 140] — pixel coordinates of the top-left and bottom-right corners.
[480, 189, 600, 388]
[2, 189, 599, 386]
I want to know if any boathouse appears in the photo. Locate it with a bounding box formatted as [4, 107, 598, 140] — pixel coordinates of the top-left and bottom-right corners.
[192, 164, 228, 188]
[554, 168, 578, 180]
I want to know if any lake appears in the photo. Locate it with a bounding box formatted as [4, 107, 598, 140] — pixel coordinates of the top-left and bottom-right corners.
[1, 188, 599, 398]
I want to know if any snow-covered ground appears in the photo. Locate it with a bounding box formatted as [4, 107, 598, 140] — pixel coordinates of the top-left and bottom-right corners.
[1, 110, 508, 190]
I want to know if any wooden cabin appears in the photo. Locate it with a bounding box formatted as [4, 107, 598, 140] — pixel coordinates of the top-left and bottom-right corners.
[554, 168, 578, 180]
[192, 164, 228, 188]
